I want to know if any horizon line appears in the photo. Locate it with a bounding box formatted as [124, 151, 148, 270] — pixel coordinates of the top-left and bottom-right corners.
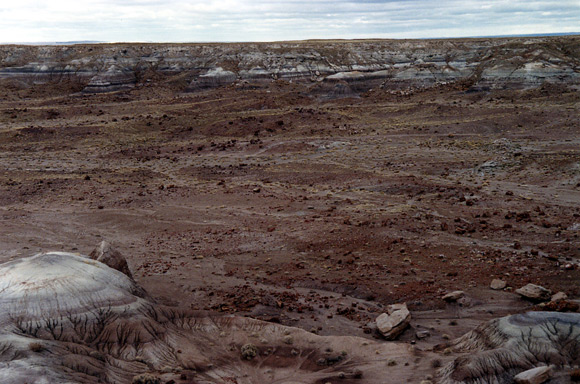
[2, 32, 579, 46]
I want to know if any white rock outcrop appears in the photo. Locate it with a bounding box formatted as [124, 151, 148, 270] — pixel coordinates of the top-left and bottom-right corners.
[193, 67, 237, 88]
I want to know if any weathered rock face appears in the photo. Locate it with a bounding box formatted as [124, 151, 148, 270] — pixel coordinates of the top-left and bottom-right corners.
[0, 36, 578, 95]
[438, 312, 580, 384]
[0, 251, 423, 383]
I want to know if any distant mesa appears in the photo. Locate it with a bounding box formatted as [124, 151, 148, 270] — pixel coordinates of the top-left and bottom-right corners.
[1, 36, 579, 97]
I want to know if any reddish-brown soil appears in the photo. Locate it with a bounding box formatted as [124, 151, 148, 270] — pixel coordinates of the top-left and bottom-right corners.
[1, 77, 579, 347]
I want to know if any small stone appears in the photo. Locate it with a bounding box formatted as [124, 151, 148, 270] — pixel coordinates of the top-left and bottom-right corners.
[416, 330, 430, 339]
[515, 284, 552, 302]
[514, 366, 552, 384]
[442, 291, 465, 302]
[490, 279, 507, 290]
[283, 335, 293, 345]
[551, 291, 568, 301]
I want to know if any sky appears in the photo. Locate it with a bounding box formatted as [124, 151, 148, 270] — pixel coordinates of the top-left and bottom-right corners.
[1, 0, 579, 43]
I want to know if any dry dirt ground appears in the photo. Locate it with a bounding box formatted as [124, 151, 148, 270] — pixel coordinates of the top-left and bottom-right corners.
[0, 78, 579, 373]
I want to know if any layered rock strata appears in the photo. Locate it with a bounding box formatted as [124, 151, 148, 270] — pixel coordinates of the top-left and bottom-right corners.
[0, 36, 578, 94]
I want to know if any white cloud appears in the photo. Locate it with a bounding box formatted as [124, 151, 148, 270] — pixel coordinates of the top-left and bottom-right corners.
[0, 0, 578, 42]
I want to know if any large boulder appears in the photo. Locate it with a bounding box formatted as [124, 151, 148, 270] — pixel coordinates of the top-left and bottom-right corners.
[515, 283, 551, 302]
[376, 303, 411, 340]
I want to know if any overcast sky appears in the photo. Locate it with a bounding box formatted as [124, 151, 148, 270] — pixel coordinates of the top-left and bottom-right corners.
[1, 0, 579, 43]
